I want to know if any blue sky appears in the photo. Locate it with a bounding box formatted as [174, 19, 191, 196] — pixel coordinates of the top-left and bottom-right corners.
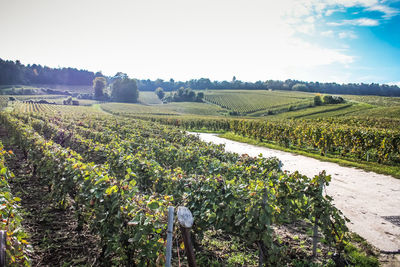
[0, 0, 399, 84]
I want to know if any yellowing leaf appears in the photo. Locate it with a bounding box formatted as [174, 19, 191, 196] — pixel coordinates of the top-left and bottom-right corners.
[105, 185, 118, 195]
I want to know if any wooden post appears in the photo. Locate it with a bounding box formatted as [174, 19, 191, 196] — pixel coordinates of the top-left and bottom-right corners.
[0, 230, 6, 267]
[165, 206, 174, 267]
[257, 241, 265, 267]
[313, 182, 324, 257]
[177, 206, 197, 267]
[258, 189, 268, 266]
[312, 217, 319, 257]
[278, 161, 282, 170]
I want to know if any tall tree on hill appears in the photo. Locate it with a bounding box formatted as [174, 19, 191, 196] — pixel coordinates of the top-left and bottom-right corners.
[292, 83, 307, 91]
[155, 87, 165, 99]
[111, 73, 139, 103]
[93, 76, 107, 100]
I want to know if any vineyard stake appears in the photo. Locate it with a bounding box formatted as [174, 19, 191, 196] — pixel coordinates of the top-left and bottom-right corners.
[257, 241, 265, 267]
[165, 206, 174, 267]
[313, 182, 324, 257]
[177, 206, 197, 267]
[258, 189, 268, 266]
[0, 230, 6, 267]
[312, 217, 319, 257]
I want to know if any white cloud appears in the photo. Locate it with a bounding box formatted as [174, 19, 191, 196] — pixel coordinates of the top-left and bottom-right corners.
[366, 4, 399, 18]
[284, 0, 397, 29]
[388, 81, 400, 87]
[321, 30, 334, 37]
[324, 0, 379, 8]
[0, 0, 373, 82]
[325, 7, 347, 16]
[338, 31, 358, 39]
[328, 18, 380, 26]
[281, 38, 354, 66]
[321, 30, 358, 39]
[294, 23, 316, 34]
[325, 9, 336, 16]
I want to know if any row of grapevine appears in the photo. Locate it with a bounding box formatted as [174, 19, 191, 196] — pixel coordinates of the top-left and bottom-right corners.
[312, 117, 400, 131]
[12, 102, 105, 116]
[232, 120, 400, 164]
[0, 97, 8, 109]
[204, 91, 310, 114]
[1, 113, 171, 265]
[131, 115, 400, 165]
[0, 141, 31, 266]
[5, 109, 350, 265]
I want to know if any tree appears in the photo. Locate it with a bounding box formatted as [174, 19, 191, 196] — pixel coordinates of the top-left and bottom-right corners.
[323, 95, 344, 104]
[63, 96, 73, 105]
[155, 87, 165, 99]
[195, 92, 204, 102]
[93, 77, 107, 100]
[292, 83, 308, 91]
[111, 74, 139, 103]
[314, 95, 323, 106]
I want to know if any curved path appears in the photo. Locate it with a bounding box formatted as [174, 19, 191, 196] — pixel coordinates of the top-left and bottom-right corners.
[191, 132, 400, 253]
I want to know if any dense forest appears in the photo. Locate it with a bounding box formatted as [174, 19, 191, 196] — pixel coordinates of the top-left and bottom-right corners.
[138, 78, 400, 96]
[0, 58, 96, 86]
[1, 58, 400, 96]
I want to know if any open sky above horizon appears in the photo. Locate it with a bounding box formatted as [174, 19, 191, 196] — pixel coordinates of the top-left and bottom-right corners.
[0, 0, 399, 85]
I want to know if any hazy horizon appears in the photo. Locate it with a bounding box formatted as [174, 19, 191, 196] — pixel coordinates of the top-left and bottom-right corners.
[1, 0, 399, 85]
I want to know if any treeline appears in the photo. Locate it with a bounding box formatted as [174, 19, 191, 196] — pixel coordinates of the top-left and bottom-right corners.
[163, 87, 204, 102]
[2, 58, 400, 96]
[0, 58, 95, 85]
[138, 78, 400, 96]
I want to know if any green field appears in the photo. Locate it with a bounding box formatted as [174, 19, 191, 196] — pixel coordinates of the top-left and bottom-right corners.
[272, 103, 374, 119]
[343, 94, 400, 107]
[1, 102, 377, 266]
[4, 89, 400, 121]
[101, 101, 228, 116]
[138, 91, 163, 104]
[203, 90, 314, 114]
[101, 90, 400, 121]
[0, 90, 389, 266]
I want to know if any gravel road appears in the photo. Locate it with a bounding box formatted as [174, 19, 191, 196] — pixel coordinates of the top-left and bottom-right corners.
[191, 132, 400, 253]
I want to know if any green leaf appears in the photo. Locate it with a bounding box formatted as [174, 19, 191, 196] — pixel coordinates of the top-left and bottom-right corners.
[129, 179, 137, 187]
[148, 201, 160, 210]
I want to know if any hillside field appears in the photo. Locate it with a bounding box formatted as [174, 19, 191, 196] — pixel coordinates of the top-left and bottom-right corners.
[2, 89, 398, 266]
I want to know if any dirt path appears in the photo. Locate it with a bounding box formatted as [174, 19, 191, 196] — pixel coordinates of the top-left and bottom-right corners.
[0, 126, 100, 266]
[192, 133, 400, 255]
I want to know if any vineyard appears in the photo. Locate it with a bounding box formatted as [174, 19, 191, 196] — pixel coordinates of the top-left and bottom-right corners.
[0, 96, 8, 109]
[101, 102, 227, 116]
[0, 140, 31, 266]
[203, 90, 314, 114]
[11, 101, 105, 114]
[0, 103, 366, 266]
[273, 103, 373, 119]
[130, 114, 400, 169]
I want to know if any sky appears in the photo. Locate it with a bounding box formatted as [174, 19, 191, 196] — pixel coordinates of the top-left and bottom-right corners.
[0, 0, 399, 84]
